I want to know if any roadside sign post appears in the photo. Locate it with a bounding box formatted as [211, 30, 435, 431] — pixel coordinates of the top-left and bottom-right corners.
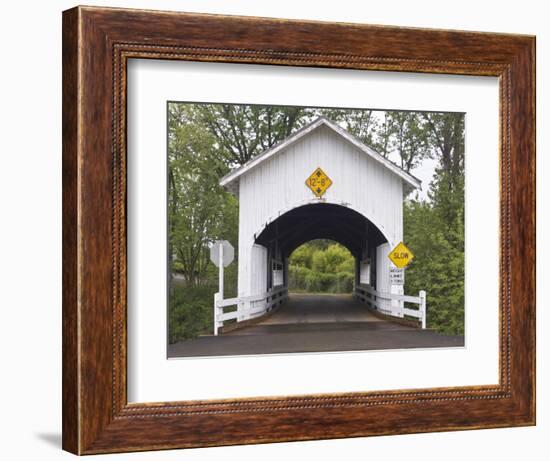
[388, 241, 414, 322]
[389, 267, 405, 285]
[386, 241, 427, 329]
[388, 241, 414, 269]
[218, 243, 224, 301]
[210, 240, 235, 335]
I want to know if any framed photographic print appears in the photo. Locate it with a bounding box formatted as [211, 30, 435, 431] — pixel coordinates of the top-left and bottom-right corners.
[62, 5, 535, 455]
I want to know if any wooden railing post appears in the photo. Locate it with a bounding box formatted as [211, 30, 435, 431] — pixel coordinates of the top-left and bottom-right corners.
[419, 290, 427, 329]
[236, 299, 243, 321]
[245, 299, 251, 320]
[214, 292, 221, 336]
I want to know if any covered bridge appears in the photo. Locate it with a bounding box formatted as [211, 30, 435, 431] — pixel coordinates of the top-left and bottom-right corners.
[216, 116, 425, 332]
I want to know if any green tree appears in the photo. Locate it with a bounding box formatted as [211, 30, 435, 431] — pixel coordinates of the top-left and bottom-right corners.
[188, 104, 316, 166]
[289, 241, 355, 294]
[423, 112, 465, 192]
[290, 244, 314, 269]
[404, 112, 465, 335]
[168, 105, 238, 285]
[319, 108, 379, 147]
[386, 111, 431, 172]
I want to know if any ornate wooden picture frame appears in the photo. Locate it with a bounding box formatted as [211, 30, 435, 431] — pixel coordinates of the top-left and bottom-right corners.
[62, 5, 535, 455]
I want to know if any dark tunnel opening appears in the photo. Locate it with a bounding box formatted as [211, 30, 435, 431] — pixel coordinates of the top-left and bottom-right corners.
[254, 203, 388, 291]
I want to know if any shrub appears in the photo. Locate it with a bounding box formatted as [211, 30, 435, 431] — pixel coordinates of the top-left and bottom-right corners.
[288, 241, 356, 293]
[168, 282, 215, 344]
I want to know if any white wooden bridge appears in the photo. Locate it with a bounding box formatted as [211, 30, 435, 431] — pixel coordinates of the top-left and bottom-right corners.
[214, 117, 427, 335]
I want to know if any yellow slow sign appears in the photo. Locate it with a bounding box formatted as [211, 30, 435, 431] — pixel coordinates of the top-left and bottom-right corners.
[388, 241, 414, 268]
[306, 167, 332, 198]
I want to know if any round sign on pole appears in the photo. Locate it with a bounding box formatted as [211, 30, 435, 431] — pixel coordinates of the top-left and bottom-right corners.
[209, 240, 234, 267]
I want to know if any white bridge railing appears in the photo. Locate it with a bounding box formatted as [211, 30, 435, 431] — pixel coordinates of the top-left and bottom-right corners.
[214, 286, 288, 335]
[355, 284, 426, 329]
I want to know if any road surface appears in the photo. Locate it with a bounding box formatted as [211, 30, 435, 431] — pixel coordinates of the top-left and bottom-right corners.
[168, 293, 464, 358]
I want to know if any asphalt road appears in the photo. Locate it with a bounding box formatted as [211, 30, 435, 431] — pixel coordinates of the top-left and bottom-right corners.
[168, 293, 464, 358]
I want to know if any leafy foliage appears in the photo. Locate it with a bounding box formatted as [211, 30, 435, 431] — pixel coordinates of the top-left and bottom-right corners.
[186, 104, 315, 166]
[169, 282, 215, 344]
[289, 241, 355, 293]
[168, 104, 238, 285]
[404, 113, 465, 335]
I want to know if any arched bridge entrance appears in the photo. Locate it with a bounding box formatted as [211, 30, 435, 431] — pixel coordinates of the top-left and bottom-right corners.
[255, 203, 387, 292]
[214, 116, 426, 335]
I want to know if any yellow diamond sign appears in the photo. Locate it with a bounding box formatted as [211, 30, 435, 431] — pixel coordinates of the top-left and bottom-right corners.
[306, 167, 332, 198]
[388, 241, 414, 268]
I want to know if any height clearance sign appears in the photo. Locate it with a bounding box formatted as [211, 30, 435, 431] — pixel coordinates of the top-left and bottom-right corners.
[388, 241, 414, 269]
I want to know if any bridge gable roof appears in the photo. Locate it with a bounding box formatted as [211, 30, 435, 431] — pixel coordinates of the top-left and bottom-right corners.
[219, 116, 421, 192]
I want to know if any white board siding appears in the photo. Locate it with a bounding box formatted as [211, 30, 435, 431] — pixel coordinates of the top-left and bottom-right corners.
[244, 244, 268, 297]
[359, 260, 371, 285]
[236, 125, 404, 297]
[273, 270, 284, 287]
